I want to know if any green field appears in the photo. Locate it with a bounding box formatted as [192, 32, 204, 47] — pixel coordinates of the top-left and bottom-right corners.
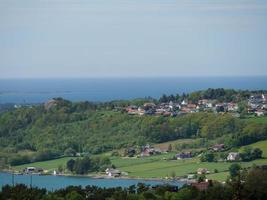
[240, 140, 267, 157]
[113, 156, 267, 179]
[243, 116, 267, 124]
[13, 157, 75, 171]
[12, 140, 267, 181]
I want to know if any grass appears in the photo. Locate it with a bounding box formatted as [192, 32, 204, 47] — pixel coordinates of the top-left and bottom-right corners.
[240, 140, 267, 158]
[153, 138, 196, 150]
[243, 116, 267, 124]
[13, 157, 75, 171]
[114, 156, 267, 179]
[11, 139, 267, 182]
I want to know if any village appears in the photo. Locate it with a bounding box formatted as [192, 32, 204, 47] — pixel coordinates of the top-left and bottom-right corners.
[124, 93, 267, 117]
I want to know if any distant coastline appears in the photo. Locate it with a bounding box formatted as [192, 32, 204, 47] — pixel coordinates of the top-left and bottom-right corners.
[1, 76, 267, 104]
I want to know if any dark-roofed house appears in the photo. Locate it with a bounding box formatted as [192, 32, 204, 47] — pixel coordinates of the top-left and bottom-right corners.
[211, 144, 225, 152]
[176, 152, 192, 159]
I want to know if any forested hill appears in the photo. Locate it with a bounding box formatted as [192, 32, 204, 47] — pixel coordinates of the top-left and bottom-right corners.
[0, 89, 266, 161]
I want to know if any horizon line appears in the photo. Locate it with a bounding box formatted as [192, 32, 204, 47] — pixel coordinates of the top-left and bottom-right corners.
[1, 75, 267, 80]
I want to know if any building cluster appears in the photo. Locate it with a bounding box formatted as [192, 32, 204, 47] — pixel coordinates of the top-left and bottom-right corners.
[125, 93, 267, 117]
[248, 94, 267, 116]
[140, 144, 162, 157]
[125, 99, 239, 117]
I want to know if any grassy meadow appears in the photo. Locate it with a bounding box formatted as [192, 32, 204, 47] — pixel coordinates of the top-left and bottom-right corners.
[13, 157, 75, 171]
[11, 139, 267, 181]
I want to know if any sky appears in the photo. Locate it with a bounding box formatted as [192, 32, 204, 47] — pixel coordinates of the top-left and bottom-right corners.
[0, 0, 267, 78]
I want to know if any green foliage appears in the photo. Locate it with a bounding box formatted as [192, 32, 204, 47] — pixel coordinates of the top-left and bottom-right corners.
[0, 92, 267, 162]
[67, 156, 112, 174]
[240, 147, 263, 161]
[67, 159, 75, 172]
[200, 152, 215, 162]
[229, 163, 241, 178]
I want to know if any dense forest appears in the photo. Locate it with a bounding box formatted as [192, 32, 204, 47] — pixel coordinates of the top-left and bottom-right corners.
[0, 89, 267, 166]
[1, 166, 267, 200]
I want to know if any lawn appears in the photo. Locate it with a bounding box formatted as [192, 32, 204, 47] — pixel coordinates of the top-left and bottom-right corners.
[13, 157, 75, 171]
[240, 140, 267, 158]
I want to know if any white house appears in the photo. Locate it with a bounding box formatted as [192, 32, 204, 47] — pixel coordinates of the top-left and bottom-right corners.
[105, 168, 121, 177]
[227, 152, 240, 161]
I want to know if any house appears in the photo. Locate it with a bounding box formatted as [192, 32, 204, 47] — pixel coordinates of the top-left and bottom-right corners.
[181, 100, 188, 106]
[140, 145, 161, 157]
[126, 106, 138, 115]
[24, 167, 44, 174]
[24, 167, 36, 174]
[105, 168, 121, 177]
[191, 181, 210, 191]
[249, 95, 263, 104]
[197, 168, 209, 175]
[176, 152, 192, 159]
[255, 109, 266, 117]
[215, 103, 226, 112]
[262, 94, 267, 102]
[211, 144, 225, 152]
[187, 174, 195, 180]
[227, 103, 238, 112]
[227, 152, 240, 161]
[143, 102, 156, 109]
[198, 99, 213, 108]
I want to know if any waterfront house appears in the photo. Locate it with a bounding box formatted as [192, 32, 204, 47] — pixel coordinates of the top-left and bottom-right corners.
[24, 167, 44, 174]
[105, 168, 121, 177]
[227, 152, 240, 161]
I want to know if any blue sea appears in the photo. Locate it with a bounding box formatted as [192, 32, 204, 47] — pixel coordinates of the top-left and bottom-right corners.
[0, 77, 267, 104]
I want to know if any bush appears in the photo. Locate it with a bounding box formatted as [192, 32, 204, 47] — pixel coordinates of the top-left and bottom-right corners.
[200, 152, 215, 162]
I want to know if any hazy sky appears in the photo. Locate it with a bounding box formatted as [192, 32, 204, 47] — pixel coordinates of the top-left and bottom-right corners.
[1, 0, 267, 78]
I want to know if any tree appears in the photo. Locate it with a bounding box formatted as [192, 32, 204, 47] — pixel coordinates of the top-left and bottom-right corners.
[58, 164, 64, 173]
[64, 148, 76, 157]
[252, 148, 262, 159]
[200, 152, 215, 162]
[67, 159, 75, 172]
[229, 163, 241, 178]
[167, 144, 172, 152]
[66, 191, 85, 200]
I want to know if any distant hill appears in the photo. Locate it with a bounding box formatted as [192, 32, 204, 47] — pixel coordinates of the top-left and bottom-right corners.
[0, 89, 266, 166]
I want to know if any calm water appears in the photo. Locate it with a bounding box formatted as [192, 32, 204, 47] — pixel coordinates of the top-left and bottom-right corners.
[0, 172, 183, 191]
[0, 77, 267, 104]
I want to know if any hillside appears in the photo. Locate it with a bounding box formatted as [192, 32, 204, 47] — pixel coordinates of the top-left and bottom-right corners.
[0, 90, 267, 167]
[12, 140, 267, 181]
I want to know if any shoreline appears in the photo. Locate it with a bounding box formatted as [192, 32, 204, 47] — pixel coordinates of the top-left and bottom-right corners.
[0, 169, 187, 183]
